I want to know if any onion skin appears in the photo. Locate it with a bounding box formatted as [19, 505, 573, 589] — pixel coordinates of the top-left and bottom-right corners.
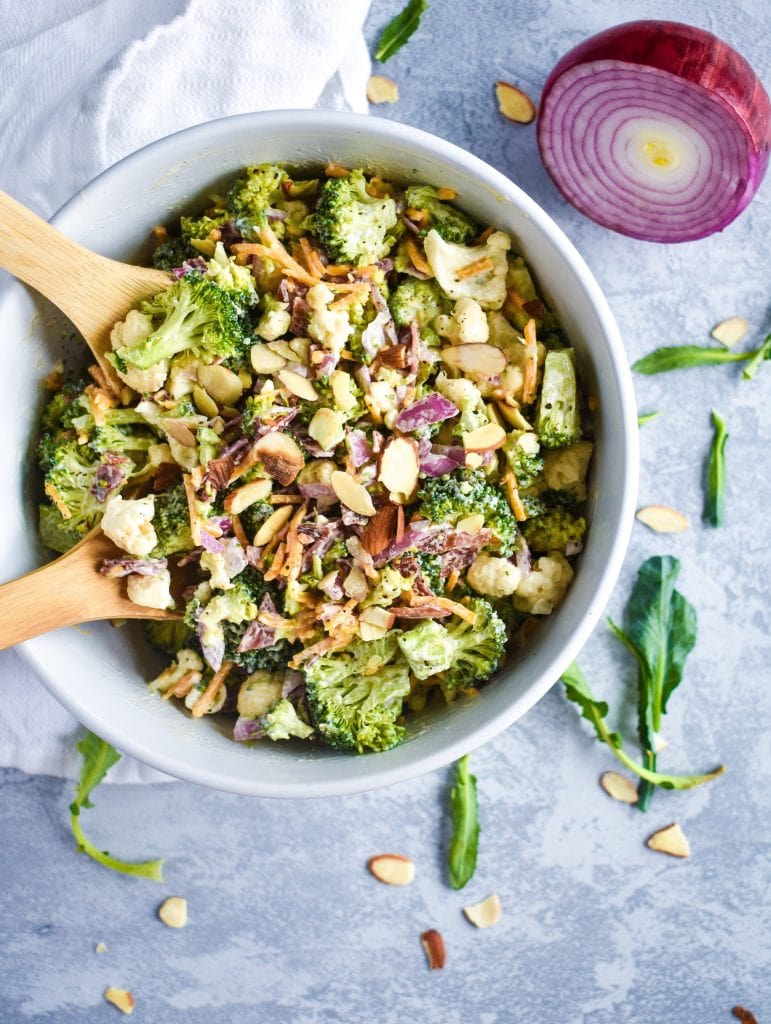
[538, 21, 771, 241]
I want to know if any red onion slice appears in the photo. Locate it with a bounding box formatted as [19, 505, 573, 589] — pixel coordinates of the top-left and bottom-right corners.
[537, 21, 771, 242]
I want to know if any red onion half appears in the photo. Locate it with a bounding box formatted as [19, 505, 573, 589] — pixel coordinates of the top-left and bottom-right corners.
[537, 21, 771, 242]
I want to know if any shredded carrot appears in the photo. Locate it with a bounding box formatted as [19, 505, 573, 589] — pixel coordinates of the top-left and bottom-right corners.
[232, 228, 319, 287]
[230, 513, 249, 548]
[152, 225, 169, 243]
[501, 471, 527, 522]
[587, 394, 599, 412]
[44, 481, 71, 519]
[227, 443, 260, 485]
[457, 256, 494, 279]
[191, 661, 233, 719]
[328, 289, 367, 310]
[263, 543, 287, 582]
[435, 187, 457, 201]
[409, 593, 478, 624]
[325, 281, 369, 293]
[268, 493, 304, 505]
[351, 265, 380, 279]
[323, 263, 354, 277]
[182, 473, 202, 545]
[506, 288, 526, 311]
[405, 237, 432, 277]
[446, 569, 460, 593]
[282, 503, 308, 585]
[475, 225, 495, 245]
[234, 252, 250, 266]
[290, 632, 349, 666]
[405, 207, 429, 227]
[325, 162, 351, 178]
[162, 669, 202, 701]
[521, 317, 539, 405]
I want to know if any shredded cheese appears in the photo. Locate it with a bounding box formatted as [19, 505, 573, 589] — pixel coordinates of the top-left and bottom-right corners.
[456, 257, 495, 279]
[191, 661, 233, 719]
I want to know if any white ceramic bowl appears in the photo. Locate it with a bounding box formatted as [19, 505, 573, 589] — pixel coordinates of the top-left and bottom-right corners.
[1, 110, 637, 796]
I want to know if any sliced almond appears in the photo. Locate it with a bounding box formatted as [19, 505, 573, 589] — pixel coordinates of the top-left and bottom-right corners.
[359, 619, 389, 641]
[197, 363, 243, 405]
[158, 896, 188, 929]
[636, 505, 690, 534]
[104, 987, 135, 1015]
[278, 367, 319, 402]
[367, 74, 399, 104]
[360, 606, 396, 630]
[331, 470, 376, 517]
[600, 771, 638, 804]
[330, 369, 357, 412]
[367, 853, 415, 885]
[378, 436, 419, 503]
[462, 421, 506, 453]
[457, 512, 485, 534]
[254, 504, 294, 546]
[250, 343, 287, 374]
[308, 407, 345, 450]
[343, 566, 369, 603]
[420, 929, 446, 970]
[646, 822, 691, 858]
[254, 432, 305, 486]
[463, 893, 502, 929]
[223, 477, 272, 514]
[495, 80, 537, 124]
[192, 384, 219, 418]
[360, 503, 398, 556]
[441, 343, 507, 379]
[711, 316, 748, 348]
[163, 419, 197, 448]
[266, 339, 301, 363]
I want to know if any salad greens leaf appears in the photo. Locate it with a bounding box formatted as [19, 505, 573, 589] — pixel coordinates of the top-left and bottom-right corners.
[637, 411, 660, 426]
[704, 410, 729, 527]
[742, 332, 771, 380]
[561, 662, 724, 792]
[375, 0, 428, 63]
[70, 732, 165, 881]
[448, 754, 479, 890]
[633, 336, 771, 376]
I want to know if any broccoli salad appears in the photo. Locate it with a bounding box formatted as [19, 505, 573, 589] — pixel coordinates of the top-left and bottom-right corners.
[36, 162, 593, 754]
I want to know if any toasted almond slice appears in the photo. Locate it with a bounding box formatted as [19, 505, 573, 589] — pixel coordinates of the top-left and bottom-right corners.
[343, 566, 369, 603]
[457, 513, 485, 534]
[254, 504, 294, 546]
[367, 853, 415, 885]
[441, 343, 507, 380]
[463, 421, 506, 453]
[360, 606, 396, 630]
[331, 470, 376, 517]
[636, 505, 690, 534]
[711, 316, 748, 348]
[278, 368, 319, 402]
[250, 343, 287, 374]
[163, 419, 197, 448]
[367, 74, 399, 104]
[378, 436, 419, 503]
[192, 384, 219, 418]
[197, 364, 243, 405]
[266, 339, 302, 363]
[496, 80, 536, 124]
[254, 432, 305, 486]
[646, 822, 691, 858]
[223, 477, 273, 514]
[600, 771, 638, 804]
[359, 619, 389, 641]
[104, 987, 135, 1015]
[420, 929, 446, 970]
[360, 503, 398, 556]
[463, 893, 502, 929]
[308, 407, 345, 450]
[158, 896, 188, 929]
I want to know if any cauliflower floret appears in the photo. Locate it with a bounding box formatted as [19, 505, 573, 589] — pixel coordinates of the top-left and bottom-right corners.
[306, 282, 352, 357]
[513, 552, 574, 615]
[148, 649, 204, 694]
[466, 553, 521, 598]
[424, 229, 511, 310]
[101, 494, 157, 556]
[111, 310, 168, 393]
[436, 297, 490, 345]
[542, 441, 594, 500]
[237, 670, 284, 718]
[205, 241, 256, 292]
[200, 552, 232, 591]
[368, 379, 399, 428]
[126, 569, 174, 610]
[257, 303, 291, 341]
[435, 373, 482, 411]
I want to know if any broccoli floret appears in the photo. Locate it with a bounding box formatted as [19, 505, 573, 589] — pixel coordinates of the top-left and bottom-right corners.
[315, 169, 398, 266]
[397, 620, 456, 679]
[417, 470, 517, 556]
[151, 482, 193, 556]
[536, 349, 582, 448]
[90, 422, 156, 459]
[237, 499, 274, 540]
[40, 440, 131, 538]
[403, 184, 478, 244]
[152, 236, 191, 271]
[144, 619, 194, 656]
[261, 698, 314, 741]
[203, 242, 258, 314]
[502, 431, 544, 490]
[521, 508, 586, 555]
[111, 277, 247, 371]
[40, 382, 88, 437]
[304, 634, 410, 753]
[38, 503, 82, 554]
[227, 634, 294, 674]
[389, 278, 450, 340]
[190, 580, 259, 670]
[416, 552, 445, 595]
[180, 211, 228, 244]
[228, 164, 288, 238]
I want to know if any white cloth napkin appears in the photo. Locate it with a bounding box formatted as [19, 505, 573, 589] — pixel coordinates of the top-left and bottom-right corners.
[0, 0, 372, 782]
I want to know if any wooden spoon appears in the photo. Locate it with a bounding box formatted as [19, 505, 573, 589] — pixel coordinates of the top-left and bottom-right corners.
[0, 190, 173, 388]
[0, 529, 182, 651]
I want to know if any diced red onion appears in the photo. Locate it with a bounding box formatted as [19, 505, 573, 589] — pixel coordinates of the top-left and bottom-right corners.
[394, 392, 459, 433]
[198, 531, 225, 554]
[346, 429, 374, 467]
[282, 669, 305, 702]
[297, 482, 337, 501]
[538, 21, 771, 241]
[515, 542, 532, 579]
[392, 605, 452, 619]
[360, 311, 390, 363]
[237, 619, 276, 653]
[234, 716, 265, 742]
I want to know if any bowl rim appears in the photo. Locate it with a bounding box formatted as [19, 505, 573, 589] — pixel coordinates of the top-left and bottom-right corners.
[13, 108, 638, 797]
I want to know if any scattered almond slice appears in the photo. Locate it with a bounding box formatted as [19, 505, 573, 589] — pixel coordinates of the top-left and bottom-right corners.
[378, 436, 419, 503]
[331, 470, 376, 517]
[636, 505, 689, 534]
[600, 771, 638, 804]
[104, 987, 135, 1015]
[278, 367, 319, 402]
[360, 504, 398, 556]
[367, 74, 399, 104]
[420, 929, 446, 970]
[223, 477, 273, 514]
[197, 363, 243, 405]
[158, 896, 188, 929]
[496, 80, 537, 124]
[463, 893, 502, 929]
[646, 822, 691, 858]
[462, 422, 506, 453]
[368, 853, 415, 886]
[254, 504, 294, 546]
[95, 942, 108, 954]
[441, 343, 506, 380]
[711, 316, 748, 348]
[253, 432, 305, 486]
[163, 419, 197, 448]
[251, 343, 287, 373]
[360, 606, 396, 630]
[343, 566, 369, 603]
[457, 512, 485, 534]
